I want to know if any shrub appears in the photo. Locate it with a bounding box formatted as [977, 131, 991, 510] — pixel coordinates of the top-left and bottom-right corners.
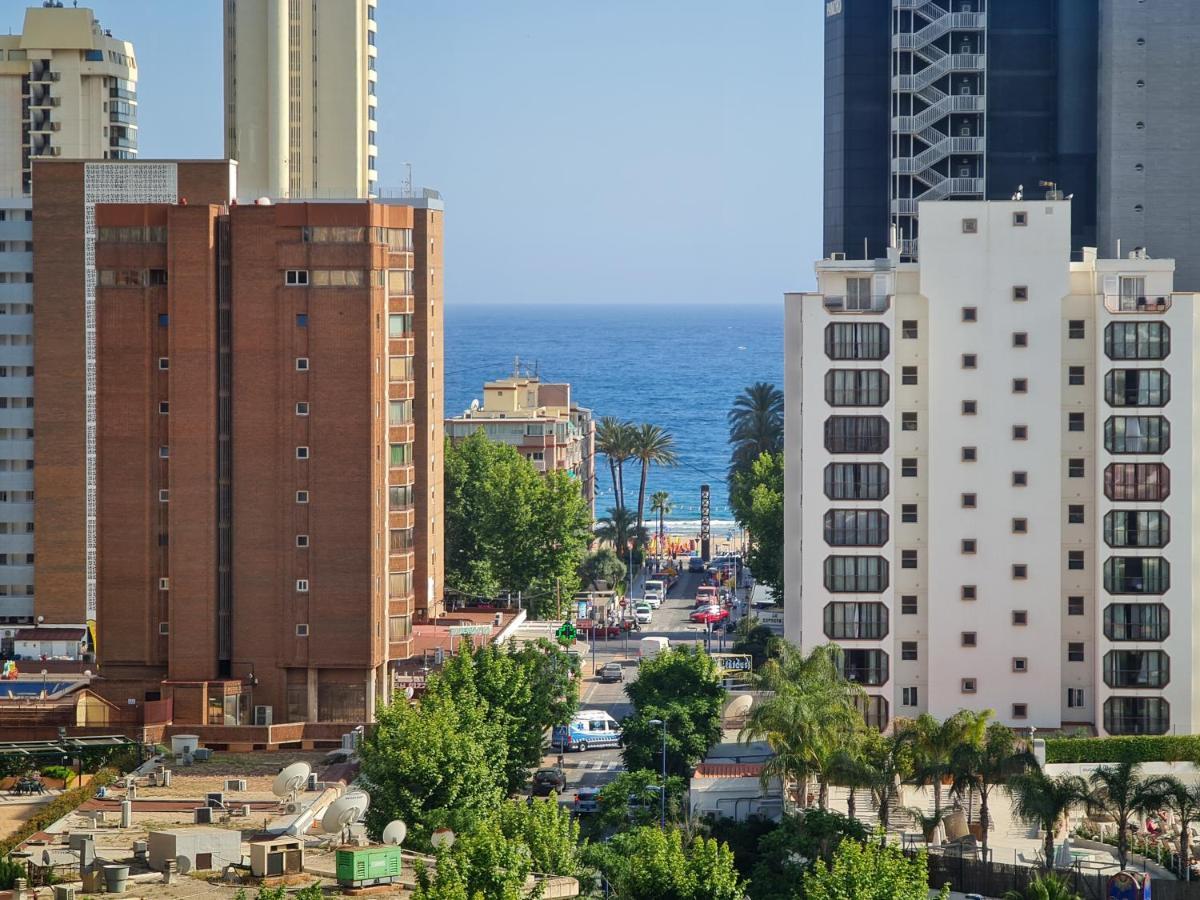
[39, 765, 76, 786]
[1044, 735, 1200, 764]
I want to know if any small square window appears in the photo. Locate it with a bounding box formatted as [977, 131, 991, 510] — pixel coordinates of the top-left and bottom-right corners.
[962, 218, 978, 234]
[1067, 688, 1085, 708]
[296, 357, 310, 371]
[158, 313, 169, 326]
[961, 678, 977, 694]
[1068, 642, 1085, 662]
[1068, 412, 1085, 432]
[296, 446, 310, 459]
[1068, 320, 1085, 339]
[901, 366, 918, 385]
[1012, 471, 1028, 487]
[296, 624, 310, 636]
[962, 354, 977, 369]
[296, 579, 309, 592]
[1013, 378, 1028, 394]
[1068, 596, 1084, 616]
[961, 446, 977, 462]
[1068, 550, 1085, 570]
[1013, 285, 1028, 301]
[158, 401, 169, 414]
[158, 357, 169, 370]
[1013, 332, 1028, 348]
[901, 504, 918, 524]
[902, 320, 919, 339]
[1013, 211, 1028, 226]
[961, 585, 977, 601]
[158, 577, 170, 590]
[1012, 703, 1028, 719]
[159, 622, 169, 635]
[158, 489, 169, 502]
[1068, 366, 1085, 386]
[901, 549, 918, 569]
[1012, 518, 1027, 534]
[296, 313, 308, 327]
[1013, 425, 1028, 440]
[901, 641, 918, 661]
[962, 400, 977, 415]
[159, 445, 169, 459]
[296, 490, 310, 503]
[901, 411, 918, 431]
[961, 493, 976, 509]
[1068, 458, 1085, 478]
[962, 307, 977, 322]
[1012, 610, 1028, 626]
[961, 632, 977, 647]
[901, 458, 918, 477]
[961, 539, 977, 554]
[902, 686, 919, 706]
[285, 269, 309, 286]
[1012, 564, 1028, 579]
[296, 402, 309, 416]
[901, 595, 918, 615]
[1068, 504, 1085, 524]
[296, 534, 310, 548]
[1013, 657, 1028, 672]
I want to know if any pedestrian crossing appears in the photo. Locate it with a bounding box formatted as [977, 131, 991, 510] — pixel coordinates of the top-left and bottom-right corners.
[562, 759, 625, 773]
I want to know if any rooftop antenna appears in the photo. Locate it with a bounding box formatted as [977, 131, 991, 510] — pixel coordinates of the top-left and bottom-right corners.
[402, 162, 413, 197]
[1039, 180, 1063, 201]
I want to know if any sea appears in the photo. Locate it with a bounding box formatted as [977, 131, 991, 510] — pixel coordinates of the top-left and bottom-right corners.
[444, 301, 784, 531]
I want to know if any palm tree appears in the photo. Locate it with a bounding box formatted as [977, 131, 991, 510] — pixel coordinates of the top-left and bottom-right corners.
[595, 506, 640, 552]
[830, 729, 908, 828]
[650, 490, 672, 559]
[950, 721, 1037, 864]
[1142, 775, 1200, 880]
[595, 417, 635, 511]
[630, 424, 678, 544]
[727, 382, 783, 479]
[905, 710, 991, 820]
[1003, 874, 1083, 900]
[1087, 760, 1158, 870]
[1008, 770, 1090, 870]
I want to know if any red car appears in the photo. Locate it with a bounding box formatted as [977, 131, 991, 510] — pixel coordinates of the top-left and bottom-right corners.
[576, 620, 624, 638]
[690, 606, 729, 624]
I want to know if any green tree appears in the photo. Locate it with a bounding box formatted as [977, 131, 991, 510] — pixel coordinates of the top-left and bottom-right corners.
[588, 827, 744, 900]
[1086, 759, 1158, 870]
[579, 547, 626, 590]
[730, 616, 783, 669]
[902, 709, 990, 820]
[496, 797, 586, 881]
[950, 721, 1036, 864]
[1008, 770, 1090, 869]
[729, 451, 784, 601]
[444, 431, 592, 615]
[411, 817, 533, 900]
[595, 505, 642, 554]
[803, 837, 948, 900]
[650, 490, 672, 557]
[596, 416, 636, 512]
[1003, 873, 1083, 900]
[748, 809, 867, 900]
[622, 647, 725, 777]
[1142, 774, 1200, 880]
[727, 381, 783, 481]
[630, 423, 678, 543]
[596, 769, 688, 833]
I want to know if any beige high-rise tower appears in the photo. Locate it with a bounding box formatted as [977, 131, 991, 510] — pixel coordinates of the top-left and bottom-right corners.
[224, 0, 378, 200]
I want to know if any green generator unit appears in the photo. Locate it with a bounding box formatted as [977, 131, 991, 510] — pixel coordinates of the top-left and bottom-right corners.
[335, 846, 403, 887]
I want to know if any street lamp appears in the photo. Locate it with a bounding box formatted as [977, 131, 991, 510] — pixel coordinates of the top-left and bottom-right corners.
[627, 540, 635, 601]
[648, 718, 667, 827]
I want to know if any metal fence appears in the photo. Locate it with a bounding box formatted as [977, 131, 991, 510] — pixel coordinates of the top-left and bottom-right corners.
[919, 854, 1200, 900]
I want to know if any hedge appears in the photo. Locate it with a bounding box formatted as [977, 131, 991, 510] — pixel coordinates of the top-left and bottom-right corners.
[0, 768, 119, 857]
[1045, 735, 1200, 764]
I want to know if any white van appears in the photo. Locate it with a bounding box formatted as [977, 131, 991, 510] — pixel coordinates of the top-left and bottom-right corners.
[551, 710, 623, 752]
[639, 636, 669, 661]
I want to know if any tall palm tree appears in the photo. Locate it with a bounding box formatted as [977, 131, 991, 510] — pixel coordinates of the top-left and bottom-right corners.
[1142, 775, 1200, 880]
[1087, 760, 1158, 870]
[904, 710, 991, 820]
[727, 382, 783, 479]
[595, 506, 640, 552]
[650, 491, 672, 558]
[1003, 874, 1083, 900]
[630, 424, 678, 543]
[950, 721, 1037, 864]
[1008, 770, 1090, 870]
[595, 417, 635, 511]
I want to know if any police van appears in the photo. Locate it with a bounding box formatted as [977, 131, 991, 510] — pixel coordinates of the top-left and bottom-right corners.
[551, 710, 623, 752]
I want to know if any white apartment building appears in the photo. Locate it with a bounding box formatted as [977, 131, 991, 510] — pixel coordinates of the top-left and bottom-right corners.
[0, 5, 135, 634]
[224, 0, 378, 200]
[785, 199, 1199, 736]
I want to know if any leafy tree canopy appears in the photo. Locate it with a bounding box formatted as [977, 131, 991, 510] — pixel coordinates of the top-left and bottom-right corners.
[803, 838, 948, 900]
[587, 827, 745, 900]
[580, 547, 627, 591]
[729, 451, 784, 601]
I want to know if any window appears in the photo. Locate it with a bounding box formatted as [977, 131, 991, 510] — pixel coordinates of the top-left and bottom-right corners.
[1013, 378, 1028, 394]
[296, 624, 310, 636]
[1105, 697, 1169, 736]
[824, 416, 889, 453]
[296, 313, 308, 327]
[1068, 643, 1085, 662]
[1012, 518, 1027, 534]
[901, 641, 918, 661]
[159, 401, 169, 414]
[159, 622, 169, 635]
[389, 313, 414, 337]
[1068, 596, 1084, 616]
[822, 602, 889, 640]
[1013, 564, 1028, 579]
[901, 549, 918, 569]
[296, 446, 310, 459]
[1104, 510, 1170, 549]
[1104, 416, 1169, 454]
[1104, 649, 1170, 689]
[1068, 550, 1085, 570]
[158, 445, 169, 458]
[158, 313, 169, 327]
[1013, 286, 1028, 301]
[961, 539, 976, 555]
[1012, 703, 1028, 719]
[1104, 463, 1169, 500]
[1068, 412, 1085, 432]
[158, 577, 169, 590]
[962, 354, 977, 369]
[1013, 332, 1028, 348]
[823, 509, 889, 546]
[962, 632, 977, 647]
[901, 366, 918, 385]
[825, 323, 890, 360]
[837, 648, 889, 686]
[1012, 610, 1028, 626]
[1105, 369, 1170, 407]
[296, 491, 309, 503]
[296, 579, 309, 592]
[389, 443, 413, 467]
[1013, 425, 1028, 440]
[285, 269, 309, 286]
[824, 369, 890, 407]
[962, 400, 977, 415]
[823, 463, 889, 500]
[961, 446, 977, 462]
[901, 458, 917, 477]
[1012, 471, 1027, 486]
[901, 320, 918, 339]
[844, 276, 877, 311]
[961, 585, 977, 601]
[823, 556, 888, 592]
[1068, 505, 1085, 525]
[902, 687, 918, 706]
[900, 503, 918, 523]
[296, 357, 310, 371]
[1068, 458, 1085, 478]
[296, 402, 309, 416]
[1013, 211, 1028, 226]
[159, 489, 169, 502]
[158, 357, 169, 370]
[1104, 602, 1169, 641]
[961, 493, 976, 509]
[1104, 556, 1169, 594]
[962, 307, 977, 322]
[901, 412, 918, 431]
[1013, 658, 1028, 673]
[1105, 322, 1170, 360]
[962, 218, 978, 233]
[1068, 366, 1085, 386]
[296, 535, 309, 548]
[1068, 688, 1085, 709]
[961, 678, 977, 694]
[900, 595, 918, 615]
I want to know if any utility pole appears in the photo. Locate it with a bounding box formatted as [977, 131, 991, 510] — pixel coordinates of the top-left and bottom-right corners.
[555, 577, 562, 618]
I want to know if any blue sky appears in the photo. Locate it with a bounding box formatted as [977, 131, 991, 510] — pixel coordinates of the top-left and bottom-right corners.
[35, 1, 824, 303]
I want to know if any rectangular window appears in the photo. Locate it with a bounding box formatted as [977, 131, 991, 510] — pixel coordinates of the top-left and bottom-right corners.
[1068, 458, 1085, 478]
[296, 357, 310, 371]
[296, 535, 309, 548]
[902, 320, 918, 339]
[159, 489, 169, 502]
[961, 493, 976, 509]
[900, 504, 917, 523]
[961, 585, 976, 601]
[901, 366, 918, 385]
[1068, 412, 1085, 432]
[1013, 658, 1028, 672]
[158, 577, 169, 590]
[1012, 610, 1028, 626]
[296, 401, 310, 416]
[1013, 332, 1028, 348]
[901, 549, 918, 569]
[961, 539, 976, 554]
[159, 401, 169, 414]
[1068, 504, 1085, 524]
[901, 641, 918, 661]
[1013, 564, 1028, 579]
[159, 622, 169, 635]
[962, 218, 978, 233]
[389, 443, 412, 466]
[962, 354, 977, 369]
[1012, 518, 1027, 534]
[285, 269, 309, 286]
[962, 400, 977, 415]
[1068, 642, 1085, 662]
[1012, 703, 1028, 719]
[296, 624, 310, 636]
[961, 678, 977, 694]
[900, 595, 917, 615]
[902, 687, 918, 706]
[158, 313, 169, 326]
[1013, 211, 1028, 226]
[1068, 366, 1085, 386]
[1013, 378, 1028, 394]
[1068, 320, 1085, 339]
[296, 579, 309, 592]
[1013, 425, 1028, 440]
[961, 446, 977, 462]
[389, 356, 414, 381]
[962, 632, 977, 647]
[1068, 596, 1084, 616]
[388, 400, 413, 424]
[1067, 688, 1084, 708]
[389, 313, 413, 337]
[158, 445, 169, 458]
[296, 490, 309, 503]
[901, 458, 917, 477]
[1068, 550, 1085, 570]
[901, 412, 918, 431]
[1012, 471, 1028, 486]
[158, 357, 169, 370]
[296, 313, 308, 327]
[296, 446, 310, 459]
[962, 307, 977, 322]
[1013, 286, 1028, 301]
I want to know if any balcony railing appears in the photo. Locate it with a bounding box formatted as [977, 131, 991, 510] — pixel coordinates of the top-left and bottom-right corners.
[1105, 294, 1171, 314]
[822, 294, 891, 315]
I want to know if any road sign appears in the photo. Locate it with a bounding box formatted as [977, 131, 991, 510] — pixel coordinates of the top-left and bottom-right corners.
[710, 653, 753, 675]
[620, 599, 628, 608]
[448, 624, 492, 637]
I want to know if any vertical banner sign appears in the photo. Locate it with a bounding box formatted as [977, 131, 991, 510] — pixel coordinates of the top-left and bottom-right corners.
[700, 484, 711, 562]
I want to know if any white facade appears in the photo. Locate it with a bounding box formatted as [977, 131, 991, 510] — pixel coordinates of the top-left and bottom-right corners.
[224, 0, 378, 200]
[786, 199, 1200, 736]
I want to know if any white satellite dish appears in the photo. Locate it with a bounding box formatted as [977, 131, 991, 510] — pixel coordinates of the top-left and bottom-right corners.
[321, 790, 371, 834]
[404, 686, 415, 700]
[381, 820, 407, 846]
[272, 762, 313, 798]
[42, 850, 51, 866]
[430, 828, 455, 849]
[175, 855, 192, 875]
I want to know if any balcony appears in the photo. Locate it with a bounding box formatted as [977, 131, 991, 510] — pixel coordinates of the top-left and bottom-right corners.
[29, 145, 60, 158]
[30, 70, 60, 83]
[822, 294, 891, 315]
[1105, 294, 1171, 314]
[28, 95, 60, 108]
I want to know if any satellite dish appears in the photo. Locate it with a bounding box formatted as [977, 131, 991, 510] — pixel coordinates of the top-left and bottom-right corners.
[42, 850, 52, 866]
[430, 828, 455, 849]
[381, 820, 407, 846]
[176, 855, 192, 875]
[404, 686, 415, 700]
[321, 790, 371, 834]
[272, 762, 313, 798]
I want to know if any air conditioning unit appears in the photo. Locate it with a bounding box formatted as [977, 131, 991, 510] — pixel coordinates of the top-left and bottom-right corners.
[53, 886, 76, 900]
[253, 705, 273, 726]
[224, 779, 247, 792]
[193, 806, 213, 825]
[206, 792, 225, 808]
[830, 252, 847, 261]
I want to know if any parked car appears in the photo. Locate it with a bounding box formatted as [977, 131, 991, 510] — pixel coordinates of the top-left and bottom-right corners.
[634, 603, 652, 625]
[687, 556, 706, 573]
[643, 580, 665, 606]
[691, 606, 730, 625]
[574, 787, 600, 814]
[531, 766, 566, 796]
[598, 662, 624, 683]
